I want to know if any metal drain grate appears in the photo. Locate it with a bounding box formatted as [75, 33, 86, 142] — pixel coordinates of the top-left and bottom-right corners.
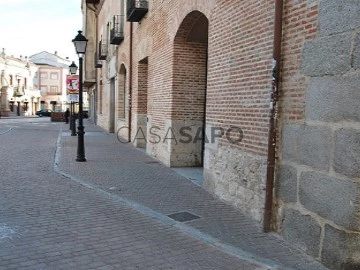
[144, 161, 160, 164]
[167, 211, 201, 222]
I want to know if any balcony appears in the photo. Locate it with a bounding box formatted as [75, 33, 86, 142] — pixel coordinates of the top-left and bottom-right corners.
[85, 0, 100, 4]
[95, 53, 102, 68]
[99, 40, 108, 60]
[110, 15, 124, 45]
[13, 86, 25, 97]
[127, 0, 148, 22]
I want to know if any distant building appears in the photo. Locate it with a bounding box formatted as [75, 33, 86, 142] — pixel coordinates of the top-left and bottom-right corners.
[0, 49, 40, 116]
[29, 51, 71, 111]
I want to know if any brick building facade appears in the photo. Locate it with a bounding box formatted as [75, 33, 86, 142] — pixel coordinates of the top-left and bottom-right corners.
[82, 0, 360, 268]
[29, 51, 72, 112]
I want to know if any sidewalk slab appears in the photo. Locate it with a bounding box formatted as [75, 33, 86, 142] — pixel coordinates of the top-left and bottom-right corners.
[58, 122, 329, 270]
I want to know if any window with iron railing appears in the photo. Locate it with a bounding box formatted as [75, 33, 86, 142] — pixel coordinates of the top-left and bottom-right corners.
[13, 86, 24, 97]
[99, 40, 108, 60]
[110, 15, 125, 45]
[49, 86, 59, 94]
[94, 52, 102, 68]
[127, 0, 148, 22]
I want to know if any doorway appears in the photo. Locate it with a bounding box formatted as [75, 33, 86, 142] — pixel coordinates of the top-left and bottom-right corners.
[171, 11, 209, 167]
[136, 57, 148, 149]
[109, 78, 116, 133]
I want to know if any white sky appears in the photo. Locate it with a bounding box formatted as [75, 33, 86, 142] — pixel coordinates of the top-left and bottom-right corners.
[0, 0, 82, 61]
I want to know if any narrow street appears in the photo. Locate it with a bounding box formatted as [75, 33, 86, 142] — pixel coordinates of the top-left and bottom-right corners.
[0, 117, 268, 270]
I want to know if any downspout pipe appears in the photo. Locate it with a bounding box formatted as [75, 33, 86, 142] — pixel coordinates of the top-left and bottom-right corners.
[128, 22, 133, 142]
[86, 3, 98, 124]
[94, 9, 98, 125]
[263, 0, 283, 233]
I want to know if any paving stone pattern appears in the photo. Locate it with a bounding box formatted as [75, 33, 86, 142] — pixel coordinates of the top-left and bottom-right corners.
[0, 119, 264, 270]
[59, 121, 328, 270]
[0, 118, 329, 269]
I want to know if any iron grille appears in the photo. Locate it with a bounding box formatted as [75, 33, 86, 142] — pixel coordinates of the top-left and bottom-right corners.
[110, 15, 124, 45]
[99, 40, 108, 60]
[127, 0, 148, 22]
[94, 52, 102, 68]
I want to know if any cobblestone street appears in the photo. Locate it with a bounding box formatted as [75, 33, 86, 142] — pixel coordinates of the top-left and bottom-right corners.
[0, 118, 328, 270]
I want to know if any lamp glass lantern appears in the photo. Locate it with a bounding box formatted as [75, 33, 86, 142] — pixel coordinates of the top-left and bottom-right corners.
[69, 61, 78, 75]
[72, 30, 88, 55]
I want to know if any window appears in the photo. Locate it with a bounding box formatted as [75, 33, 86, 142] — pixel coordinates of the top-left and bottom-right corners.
[40, 86, 47, 95]
[40, 72, 48, 79]
[9, 75, 13, 86]
[50, 73, 58, 80]
[50, 86, 59, 93]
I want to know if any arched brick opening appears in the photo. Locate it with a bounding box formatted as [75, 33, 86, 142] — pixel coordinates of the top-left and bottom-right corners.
[116, 64, 128, 140]
[134, 57, 148, 149]
[118, 64, 126, 119]
[171, 11, 209, 167]
[109, 77, 116, 133]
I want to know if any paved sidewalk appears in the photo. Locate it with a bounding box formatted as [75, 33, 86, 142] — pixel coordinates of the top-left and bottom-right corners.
[57, 121, 329, 270]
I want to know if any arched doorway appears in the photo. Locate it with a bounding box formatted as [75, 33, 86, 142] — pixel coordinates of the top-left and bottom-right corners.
[118, 64, 126, 119]
[109, 77, 116, 133]
[171, 11, 209, 167]
[117, 64, 128, 140]
[135, 57, 148, 149]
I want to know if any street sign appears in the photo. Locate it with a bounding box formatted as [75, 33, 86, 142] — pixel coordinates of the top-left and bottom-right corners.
[69, 94, 79, 102]
[66, 75, 79, 94]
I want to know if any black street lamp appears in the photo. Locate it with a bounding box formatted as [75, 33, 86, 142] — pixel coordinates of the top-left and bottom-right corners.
[69, 61, 78, 74]
[72, 30, 88, 162]
[68, 61, 78, 137]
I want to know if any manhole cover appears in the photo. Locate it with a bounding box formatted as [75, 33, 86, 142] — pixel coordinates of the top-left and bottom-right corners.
[167, 211, 201, 222]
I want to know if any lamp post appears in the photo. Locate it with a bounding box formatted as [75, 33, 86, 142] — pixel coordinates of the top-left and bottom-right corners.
[68, 61, 78, 136]
[72, 30, 88, 162]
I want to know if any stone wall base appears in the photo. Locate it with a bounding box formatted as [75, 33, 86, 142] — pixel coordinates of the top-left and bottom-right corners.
[204, 146, 267, 222]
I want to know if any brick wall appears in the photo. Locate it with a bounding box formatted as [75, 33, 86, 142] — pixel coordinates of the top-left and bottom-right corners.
[136, 58, 148, 115]
[204, 0, 274, 221]
[206, 0, 274, 156]
[280, 0, 318, 123]
[172, 41, 207, 121]
[94, 0, 274, 218]
[131, 0, 216, 162]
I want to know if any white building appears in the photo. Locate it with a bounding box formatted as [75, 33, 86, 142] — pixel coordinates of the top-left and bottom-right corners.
[0, 49, 40, 116]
